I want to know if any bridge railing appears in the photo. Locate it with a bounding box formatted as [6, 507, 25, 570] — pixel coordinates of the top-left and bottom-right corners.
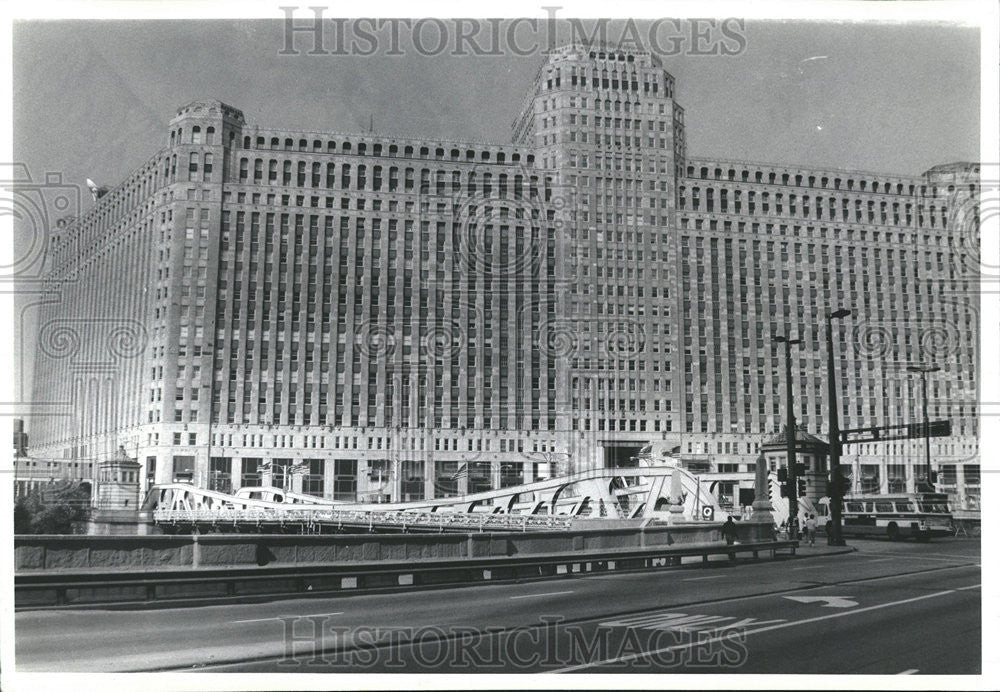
[151, 507, 575, 532]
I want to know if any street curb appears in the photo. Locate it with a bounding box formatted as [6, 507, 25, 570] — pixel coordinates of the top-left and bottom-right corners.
[784, 546, 858, 559]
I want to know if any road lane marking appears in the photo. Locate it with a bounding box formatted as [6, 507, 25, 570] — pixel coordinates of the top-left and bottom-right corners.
[858, 553, 976, 563]
[232, 611, 343, 624]
[556, 588, 962, 672]
[784, 595, 858, 608]
[956, 584, 981, 591]
[898, 669, 919, 674]
[509, 590, 574, 600]
[682, 575, 726, 581]
[862, 558, 894, 563]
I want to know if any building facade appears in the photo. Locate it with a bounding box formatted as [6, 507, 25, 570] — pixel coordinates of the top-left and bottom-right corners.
[28, 43, 980, 508]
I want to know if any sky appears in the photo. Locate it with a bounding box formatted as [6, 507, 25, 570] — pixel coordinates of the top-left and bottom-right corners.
[9, 16, 982, 406]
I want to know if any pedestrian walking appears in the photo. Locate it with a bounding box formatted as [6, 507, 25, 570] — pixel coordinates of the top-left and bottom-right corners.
[805, 514, 818, 545]
[721, 516, 739, 545]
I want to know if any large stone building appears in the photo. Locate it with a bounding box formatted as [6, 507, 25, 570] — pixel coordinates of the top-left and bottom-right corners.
[28, 43, 980, 508]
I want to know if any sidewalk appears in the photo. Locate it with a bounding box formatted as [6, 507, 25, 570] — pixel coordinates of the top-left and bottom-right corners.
[791, 541, 857, 557]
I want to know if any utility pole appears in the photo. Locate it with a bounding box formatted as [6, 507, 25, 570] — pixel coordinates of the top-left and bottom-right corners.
[775, 335, 801, 540]
[908, 364, 940, 491]
[825, 308, 851, 546]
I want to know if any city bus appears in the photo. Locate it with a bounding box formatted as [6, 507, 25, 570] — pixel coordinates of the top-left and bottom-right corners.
[831, 492, 952, 541]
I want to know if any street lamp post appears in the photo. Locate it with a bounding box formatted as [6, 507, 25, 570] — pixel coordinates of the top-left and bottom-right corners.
[907, 364, 941, 492]
[775, 335, 802, 540]
[825, 308, 851, 546]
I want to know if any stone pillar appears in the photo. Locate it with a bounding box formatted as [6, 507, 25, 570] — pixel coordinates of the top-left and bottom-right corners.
[323, 458, 336, 500]
[457, 461, 470, 496]
[666, 461, 685, 524]
[752, 452, 775, 525]
[290, 465, 304, 495]
[491, 459, 502, 490]
[391, 460, 402, 503]
[424, 459, 436, 501]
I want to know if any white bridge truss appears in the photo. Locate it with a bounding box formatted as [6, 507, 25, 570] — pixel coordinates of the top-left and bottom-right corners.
[144, 464, 724, 533]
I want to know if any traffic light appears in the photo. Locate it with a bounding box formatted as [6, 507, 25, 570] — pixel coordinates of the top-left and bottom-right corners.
[827, 467, 852, 497]
[777, 466, 789, 497]
[797, 477, 807, 496]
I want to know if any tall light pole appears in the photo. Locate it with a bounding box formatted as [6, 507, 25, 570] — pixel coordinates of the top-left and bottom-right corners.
[774, 335, 801, 539]
[907, 364, 940, 492]
[825, 308, 851, 546]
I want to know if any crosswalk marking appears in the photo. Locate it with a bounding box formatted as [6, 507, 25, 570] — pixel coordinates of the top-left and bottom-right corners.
[599, 612, 786, 633]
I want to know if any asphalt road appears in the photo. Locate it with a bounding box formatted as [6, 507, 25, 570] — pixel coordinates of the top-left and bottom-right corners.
[14, 536, 981, 675]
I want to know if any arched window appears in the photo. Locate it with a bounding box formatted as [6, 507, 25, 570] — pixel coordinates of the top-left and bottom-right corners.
[282, 160, 292, 185]
[206, 127, 215, 145]
[189, 152, 200, 181]
[268, 160, 278, 184]
[203, 153, 213, 181]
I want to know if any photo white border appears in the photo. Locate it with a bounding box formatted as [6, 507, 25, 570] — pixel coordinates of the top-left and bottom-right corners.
[1, 1, 995, 691]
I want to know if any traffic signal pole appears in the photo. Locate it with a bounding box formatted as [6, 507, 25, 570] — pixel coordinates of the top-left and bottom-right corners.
[826, 313, 847, 546]
[781, 337, 799, 540]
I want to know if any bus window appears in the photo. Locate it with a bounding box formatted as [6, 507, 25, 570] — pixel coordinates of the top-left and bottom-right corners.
[845, 502, 864, 513]
[919, 501, 949, 513]
[863, 502, 874, 513]
[875, 502, 893, 513]
[895, 501, 915, 512]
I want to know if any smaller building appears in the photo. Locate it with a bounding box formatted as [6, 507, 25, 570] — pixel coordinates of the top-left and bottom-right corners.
[94, 446, 141, 510]
[761, 425, 830, 504]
